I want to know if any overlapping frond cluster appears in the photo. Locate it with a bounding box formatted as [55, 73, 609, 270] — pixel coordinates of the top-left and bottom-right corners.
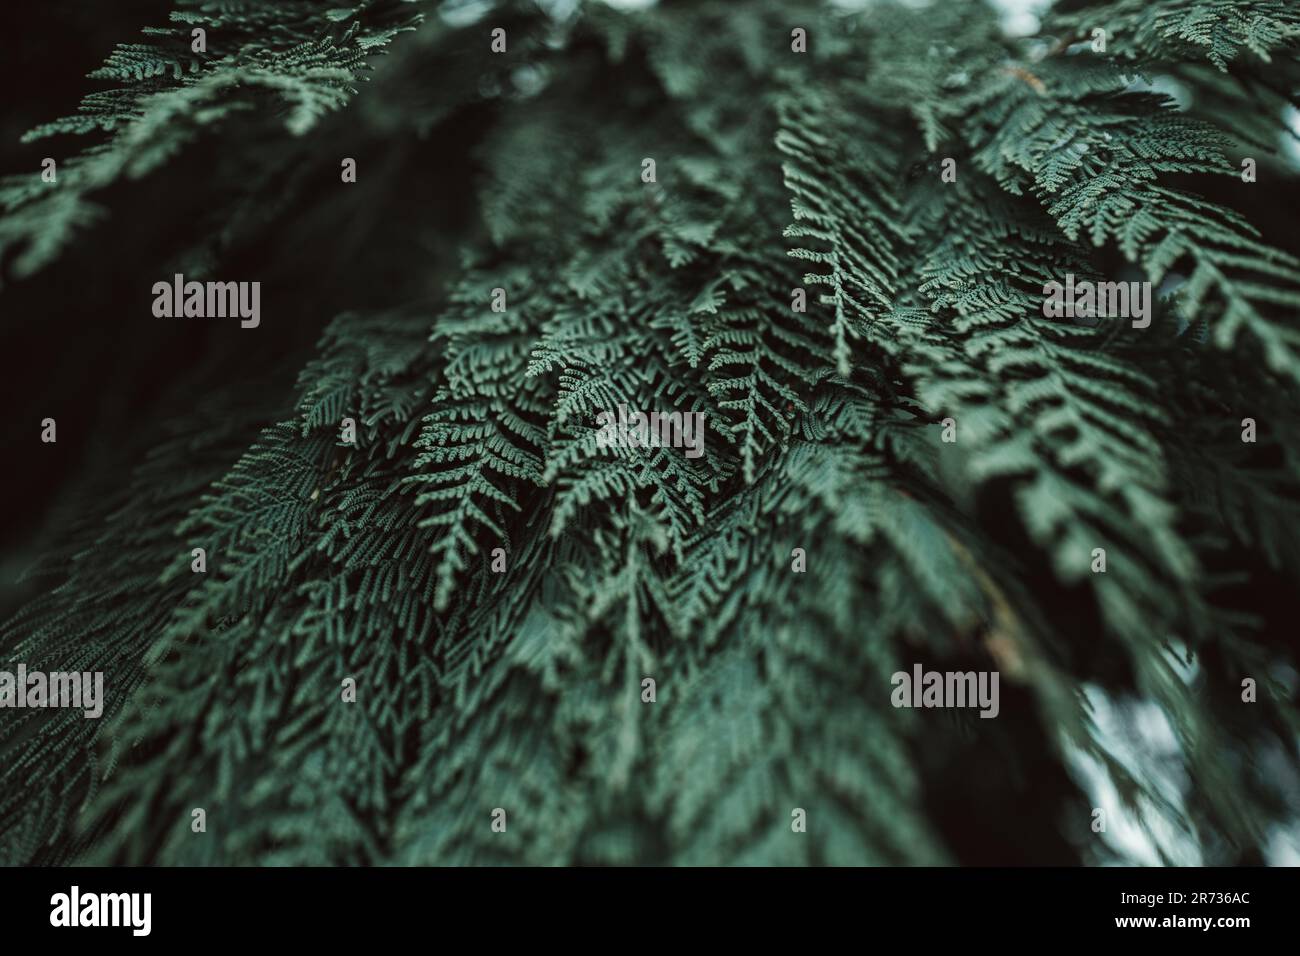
[2, 0, 1298, 865]
[0, 0, 421, 287]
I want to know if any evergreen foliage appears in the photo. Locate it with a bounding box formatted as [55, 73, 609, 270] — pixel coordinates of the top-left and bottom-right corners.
[2, 0, 1299, 865]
